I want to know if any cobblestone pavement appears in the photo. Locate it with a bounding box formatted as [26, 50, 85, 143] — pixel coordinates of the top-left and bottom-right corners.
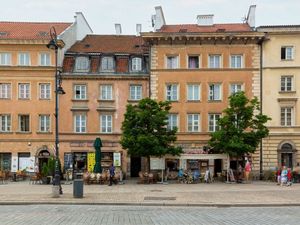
[0, 205, 299, 225]
[0, 180, 300, 206]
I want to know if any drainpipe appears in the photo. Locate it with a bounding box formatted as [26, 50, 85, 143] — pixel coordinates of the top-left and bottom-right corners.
[259, 38, 263, 180]
[148, 41, 152, 98]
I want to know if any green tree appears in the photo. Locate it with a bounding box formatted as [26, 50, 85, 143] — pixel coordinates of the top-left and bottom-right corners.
[121, 98, 182, 171]
[209, 92, 271, 167]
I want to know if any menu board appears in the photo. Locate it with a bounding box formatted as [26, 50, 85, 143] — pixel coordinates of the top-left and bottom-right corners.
[87, 152, 95, 172]
[150, 158, 165, 170]
[11, 156, 18, 172]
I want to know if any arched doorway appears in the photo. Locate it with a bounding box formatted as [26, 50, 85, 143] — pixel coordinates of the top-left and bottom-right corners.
[36, 146, 52, 172]
[278, 142, 297, 169]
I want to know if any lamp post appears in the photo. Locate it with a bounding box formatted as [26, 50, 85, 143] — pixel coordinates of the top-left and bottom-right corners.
[47, 27, 65, 195]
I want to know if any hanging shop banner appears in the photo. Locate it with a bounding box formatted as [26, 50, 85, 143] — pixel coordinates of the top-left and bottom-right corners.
[11, 156, 18, 172]
[150, 157, 165, 170]
[113, 152, 121, 167]
[87, 152, 95, 172]
[18, 157, 34, 172]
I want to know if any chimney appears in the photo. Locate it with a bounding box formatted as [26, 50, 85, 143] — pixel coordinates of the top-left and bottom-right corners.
[197, 14, 214, 26]
[115, 23, 122, 35]
[136, 24, 142, 36]
[152, 6, 166, 31]
[246, 5, 256, 29]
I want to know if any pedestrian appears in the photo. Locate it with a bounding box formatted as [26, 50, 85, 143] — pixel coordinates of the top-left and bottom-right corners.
[244, 159, 251, 182]
[276, 167, 281, 185]
[280, 166, 288, 186]
[287, 168, 292, 186]
[108, 164, 115, 186]
[204, 167, 210, 183]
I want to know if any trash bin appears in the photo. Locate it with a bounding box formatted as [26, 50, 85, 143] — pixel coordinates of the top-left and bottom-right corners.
[73, 173, 84, 198]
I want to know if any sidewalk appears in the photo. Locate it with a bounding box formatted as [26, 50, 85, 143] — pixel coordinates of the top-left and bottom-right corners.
[0, 179, 299, 207]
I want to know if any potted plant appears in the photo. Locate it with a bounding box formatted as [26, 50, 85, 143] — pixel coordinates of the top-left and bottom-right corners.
[41, 163, 49, 184]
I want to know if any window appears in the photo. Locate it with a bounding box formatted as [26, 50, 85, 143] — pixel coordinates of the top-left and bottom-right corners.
[187, 114, 200, 132]
[187, 84, 200, 101]
[131, 57, 142, 71]
[101, 56, 114, 71]
[40, 53, 50, 66]
[209, 55, 221, 68]
[230, 84, 242, 95]
[167, 114, 178, 131]
[0, 115, 11, 132]
[18, 53, 30, 66]
[39, 83, 51, 99]
[166, 84, 178, 101]
[166, 56, 178, 69]
[74, 114, 86, 133]
[208, 114, 221, 132]
[188, 56, 199, 69]
[19, 115, 30, 132]
[18, 83, 30, 99]
[101, 115, 112, 133]
[0, 83, 11, 99]
[39, 115, 50, 132]
[129, 85, 142, 100]
[281, 107, 293, 126]
[281, 76, 293, 92]
[100, 85, 113, 100]
[281, 46, 294, 60]
[75, 56, 89, 72]
[230, 55, 243, 68]
[74, 85, 86, 100]
[208, 84, 221, 101]
[0, 53, 11, 65]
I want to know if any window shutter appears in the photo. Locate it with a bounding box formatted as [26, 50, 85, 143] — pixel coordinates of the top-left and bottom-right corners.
[281, 47, 286, 60]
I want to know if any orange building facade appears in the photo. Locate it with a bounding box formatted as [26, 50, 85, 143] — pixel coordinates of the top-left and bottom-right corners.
[143, 16, 265, 175]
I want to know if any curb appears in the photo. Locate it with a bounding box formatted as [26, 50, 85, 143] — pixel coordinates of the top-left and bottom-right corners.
[1, 201, 300, 207]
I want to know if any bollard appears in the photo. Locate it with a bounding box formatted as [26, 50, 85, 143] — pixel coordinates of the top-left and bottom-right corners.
[52, 185, 60, 198]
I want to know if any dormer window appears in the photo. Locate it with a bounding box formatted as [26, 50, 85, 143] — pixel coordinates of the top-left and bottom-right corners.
[101, 56, 114, 72]
[131, 57, 142, 72]
[75, 57, 89, 72]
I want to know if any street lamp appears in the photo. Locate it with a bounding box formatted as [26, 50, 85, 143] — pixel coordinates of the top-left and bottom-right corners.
[47, 27, 65, 195]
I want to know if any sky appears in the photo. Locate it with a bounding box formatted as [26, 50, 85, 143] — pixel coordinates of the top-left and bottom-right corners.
[1, 0, 300, 34]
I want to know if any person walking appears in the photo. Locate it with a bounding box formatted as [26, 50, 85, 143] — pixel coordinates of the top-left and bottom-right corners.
[108, 164, 115, 186]
[281, 166, 288, 186]
[244, 159, 251, 183]
[276, 167, 282, 185]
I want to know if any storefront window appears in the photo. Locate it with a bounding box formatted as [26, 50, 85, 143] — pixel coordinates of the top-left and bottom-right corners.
[73, 152, 87, 173]
[165, 159, 179, 171]
[0, 153, 11, 171]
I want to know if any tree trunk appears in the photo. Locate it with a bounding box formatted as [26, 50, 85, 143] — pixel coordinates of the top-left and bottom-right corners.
[147, 156, 151, 172]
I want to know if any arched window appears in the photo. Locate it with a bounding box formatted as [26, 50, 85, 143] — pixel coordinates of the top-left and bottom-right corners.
[75, 57, 89, 72]
[281, 143, 293, 151]
[131, 57, 142, 71]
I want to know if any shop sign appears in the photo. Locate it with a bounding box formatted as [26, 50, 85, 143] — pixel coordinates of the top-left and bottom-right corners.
[113, 152, 121, 167]
[11, 156, 18, 172]
[19, 157, 35, 172]
[150, 158, 165, 170]
[87, 153, 95, 172]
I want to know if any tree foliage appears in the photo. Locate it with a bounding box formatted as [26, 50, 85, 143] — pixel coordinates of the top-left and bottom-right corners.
[209, 92, 271, 157]
[121, 98, 182, 158]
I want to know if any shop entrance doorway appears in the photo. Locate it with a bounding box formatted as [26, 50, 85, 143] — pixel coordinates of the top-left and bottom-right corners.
[214, 159, 222, 177]
[130, 156, 141, 177]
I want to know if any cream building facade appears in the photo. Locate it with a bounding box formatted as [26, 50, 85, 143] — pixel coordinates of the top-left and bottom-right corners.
[257, 26, 300, 170]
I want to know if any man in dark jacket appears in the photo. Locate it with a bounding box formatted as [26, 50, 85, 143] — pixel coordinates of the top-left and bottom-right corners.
[109, 164, 115, 186]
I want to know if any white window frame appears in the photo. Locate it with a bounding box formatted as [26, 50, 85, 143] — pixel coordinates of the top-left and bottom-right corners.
[166, 84, 178, 101]
[187, 84, 200, 101]
[75, 56, 89, 72]
[230, 55, 243, 68]
[18, 83, 30, 99]
[0, 83, 11, 99]
[100, 84, 113, 100]
[101, 56, 114, 72]
[129, 85, 142, 100]
[18, 53, 30, 66]
[281, 46, 294, 60]
[39, 115, 50, 132]
[100, 114, 112, 133]
[0, 114, 11, 132]
[187, 114, 200, 132]
[167, 114, 178, 131]
[74, 114, 86, 133]
[209, 54, 221, 68]
[281, 107, 293, 126]
[39, 83, 51, 99]
[74, 84, 87, 100]
[229, 83, 243, 95]
[39, 52, 51, 66]
[0, 53, 12, 66]
[208, 114, 221, 132]
[19, 114, 30, 132]
[208, 84, 222, 101]
[166, 55, 179, 69]
[131, 57, 142, 72]
[280, 76, 293, 92]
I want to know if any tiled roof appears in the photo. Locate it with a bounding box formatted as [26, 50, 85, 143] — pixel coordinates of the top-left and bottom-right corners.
[68, 35, 148, 54]
[158, 23, 252, 33]
[0, 22, 72, 40]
